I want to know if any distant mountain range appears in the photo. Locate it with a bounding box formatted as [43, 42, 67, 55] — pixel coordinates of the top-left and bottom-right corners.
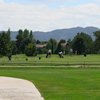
[1, 26, 100, 41]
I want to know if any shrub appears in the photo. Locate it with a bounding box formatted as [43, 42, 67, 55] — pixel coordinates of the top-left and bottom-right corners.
[25, 43, 36, 56]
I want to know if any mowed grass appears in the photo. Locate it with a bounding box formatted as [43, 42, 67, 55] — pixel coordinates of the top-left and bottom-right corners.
[0, 54, 100, 66]
[0, 67, 100, 100]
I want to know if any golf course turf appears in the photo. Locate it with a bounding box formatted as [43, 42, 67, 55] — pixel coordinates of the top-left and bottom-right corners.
[0, 54, 100, 66]
[0, 54, 100, 99]
[0, 67, 100, 100]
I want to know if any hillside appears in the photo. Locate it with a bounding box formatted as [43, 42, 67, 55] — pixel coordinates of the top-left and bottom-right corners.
[6, 26, 100, 40]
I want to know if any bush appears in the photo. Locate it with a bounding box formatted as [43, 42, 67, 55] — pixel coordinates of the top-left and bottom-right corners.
[25, 43, 36, 56]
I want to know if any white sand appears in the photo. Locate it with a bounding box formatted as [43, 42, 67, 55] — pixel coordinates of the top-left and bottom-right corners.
[0, 77, 44, 100]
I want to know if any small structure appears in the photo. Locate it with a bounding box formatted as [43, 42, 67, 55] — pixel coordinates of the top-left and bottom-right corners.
[0, 77, 44, 100]
[36, 44, 47, 49]
[36, 44, 47, 54]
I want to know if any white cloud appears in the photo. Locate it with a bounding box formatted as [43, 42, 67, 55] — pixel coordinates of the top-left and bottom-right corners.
[0, 0, 100, 31]
[0, 0, 4, 2]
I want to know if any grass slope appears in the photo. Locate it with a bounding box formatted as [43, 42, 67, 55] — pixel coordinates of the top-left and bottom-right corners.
[0, 67, 100, 100]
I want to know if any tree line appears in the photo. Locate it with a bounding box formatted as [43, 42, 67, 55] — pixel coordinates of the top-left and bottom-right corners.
[0, 29, 100, 58]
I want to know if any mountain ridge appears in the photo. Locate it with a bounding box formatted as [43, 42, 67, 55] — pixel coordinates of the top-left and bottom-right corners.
[32, 26, 99, 40]
[1, 26, 100, 40]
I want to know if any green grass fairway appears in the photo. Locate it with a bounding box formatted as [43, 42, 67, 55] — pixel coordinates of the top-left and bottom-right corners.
[0, 54, 100, 66]
[0, 67, 100, 100]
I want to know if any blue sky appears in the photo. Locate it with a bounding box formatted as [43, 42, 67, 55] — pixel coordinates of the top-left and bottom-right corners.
[0, 0, 100, 31]
[4, 0, 99, 5]
[4, 0, 99, 7]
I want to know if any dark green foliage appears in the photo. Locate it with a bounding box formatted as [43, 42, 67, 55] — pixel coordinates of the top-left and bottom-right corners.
[20, 38, 30, 53]
[94, 31, 100, 53]
[55, 39, 66, 53]
[46, 38, 57, 54]
[25, 43, 36, 56]
[0, 28, 100, 56]
[11, 41, 18, 55]
[0, 29, 35, 57]
[37, 48, 47, 54]
[72, 36, 86, 54]
[78, 33, 93, 53]
[29, 30, 33, 42]
[23, 29, 29, 38]
[0, 29, 12, 56]
[72, 33, 93, 54]
[65, 39, 72, 54]
[36, 40, 41, 44]
[16, 29, 36, 54]
[16, 29, 23, 53]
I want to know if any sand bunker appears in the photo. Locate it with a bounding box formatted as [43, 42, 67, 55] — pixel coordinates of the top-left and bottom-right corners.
[0, 77, 44, 100]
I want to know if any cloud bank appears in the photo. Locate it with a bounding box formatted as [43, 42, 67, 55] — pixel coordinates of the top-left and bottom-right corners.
[0, 0, 100, 31]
